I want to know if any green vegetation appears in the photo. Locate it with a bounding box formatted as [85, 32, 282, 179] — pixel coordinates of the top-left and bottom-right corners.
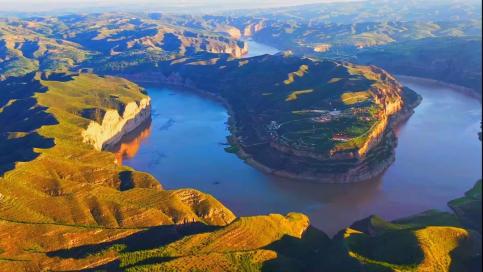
[342, 210, 480, 272]
[284, 64, 309, 85]
[341, 91, 372, 105]
[285, 89, 313, 101]
[0, 23, 90, 78]
[252, 22, 482, 96]
[224, 144, 240, 154]
[0, 67, 424, 272]
[449, 180, 482, 233]
[331, 181, 483, 272]
[148, 53, 405, 163]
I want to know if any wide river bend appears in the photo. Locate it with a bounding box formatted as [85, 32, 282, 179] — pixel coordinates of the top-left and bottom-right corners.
[114, 41, 482, 235]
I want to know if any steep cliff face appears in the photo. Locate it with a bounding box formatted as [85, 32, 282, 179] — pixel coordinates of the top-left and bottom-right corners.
[214, 20, 265, 40]
[219, 26, 243, 39]
[243, 22, 265, 37]
[354, 66, 405, 158]
[268, 65, 406, 163]
[208, 40, 249, 58]
[82, 98, 151, 150]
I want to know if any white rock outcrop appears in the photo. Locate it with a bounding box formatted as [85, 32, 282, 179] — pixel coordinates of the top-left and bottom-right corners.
[82, 98, 151, 150]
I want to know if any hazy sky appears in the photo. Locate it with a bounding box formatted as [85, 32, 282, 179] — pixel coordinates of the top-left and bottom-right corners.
[0, 0, 355, 12]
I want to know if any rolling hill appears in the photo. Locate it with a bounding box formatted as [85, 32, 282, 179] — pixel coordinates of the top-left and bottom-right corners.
[0, 14, 248, 78]
[0, 10, 481, 271]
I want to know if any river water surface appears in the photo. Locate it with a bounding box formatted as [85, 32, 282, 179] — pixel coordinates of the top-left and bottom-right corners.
[114, 42, 482, 235]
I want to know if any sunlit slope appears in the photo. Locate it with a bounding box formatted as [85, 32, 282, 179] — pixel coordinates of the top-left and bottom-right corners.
[0, 72, 235, 227]
[0, 23, 90, 79]
[54, 213, 333, 272]
[217, 15, 481, 97]
[340, 211, 482, 272]
[0, 73, 240, 270]
[113, 213, 312, 271]
[0, 72, 480, 271]
[0, 72, 339, 271]
[10, 191, 479, 272]
[357, 37, 483, 97]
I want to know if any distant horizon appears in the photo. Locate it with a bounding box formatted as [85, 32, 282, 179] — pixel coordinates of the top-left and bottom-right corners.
[0, 0, 362, 13]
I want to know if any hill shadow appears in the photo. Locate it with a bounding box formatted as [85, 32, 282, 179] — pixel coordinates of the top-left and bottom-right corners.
[261, 226, 363, 272]
[47, 222, 220, 270]
[261, 220, 427, 272]
[261, 226, 330, 272]
[0, 74, 58, 175]
[0, 132, 55, 175]
[118, 171, 135, 191]
[449, 230, 482, 272]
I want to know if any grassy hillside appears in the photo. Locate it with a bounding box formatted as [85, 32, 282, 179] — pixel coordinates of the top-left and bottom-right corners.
[2, 13, 480, 97]
[252, 20, 481, 53]
[144, 54, 402, 157]
[334, 181, 482, 272]
[356, 37, 482, 97]
[221, 17, 482, 97]
[0, 72, 236, 226]
[90, 213, 319, 271]
[340, 210, 481, 272]
[449, 180, 482, 233]
[0, 73, 245, 270]
[0, 22, 90, 78]
[1, 72, 388, 272]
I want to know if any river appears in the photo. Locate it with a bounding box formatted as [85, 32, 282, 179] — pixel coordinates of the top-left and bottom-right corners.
[113, 41, 482, 235]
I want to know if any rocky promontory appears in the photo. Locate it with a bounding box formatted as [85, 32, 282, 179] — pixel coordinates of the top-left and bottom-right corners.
[82, 97, 151, 151]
